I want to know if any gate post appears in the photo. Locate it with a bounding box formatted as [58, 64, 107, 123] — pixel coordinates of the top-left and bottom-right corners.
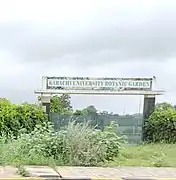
[143, 95, 155, 119]
[41, 95, 51, 119]
[142, 94, 156, 141]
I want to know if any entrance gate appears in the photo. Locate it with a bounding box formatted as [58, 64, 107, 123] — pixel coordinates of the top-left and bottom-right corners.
[35, 76, 164, 143]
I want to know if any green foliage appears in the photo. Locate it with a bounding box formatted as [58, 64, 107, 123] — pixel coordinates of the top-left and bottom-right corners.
[155, 102, 174, 111]
[73, 105, 97, 116]
[144, 102, 176, 143]
[0, 121, 124, 166]
[90, 121, 125, 162]
[59, 94, 72, 110]
[73, 109, 83, 115]
[0, 98, 48, 137]
[50, 96, 63, 113]
[50, 94, 72, 114]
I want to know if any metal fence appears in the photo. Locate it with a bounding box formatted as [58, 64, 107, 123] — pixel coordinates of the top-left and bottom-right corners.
[50, 113, 143, 144]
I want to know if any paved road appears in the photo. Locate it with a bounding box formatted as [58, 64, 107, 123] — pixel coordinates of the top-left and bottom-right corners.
[56, 166, 176, 179]
[0, 166, 22, 178]
[1, 166, 176, 179]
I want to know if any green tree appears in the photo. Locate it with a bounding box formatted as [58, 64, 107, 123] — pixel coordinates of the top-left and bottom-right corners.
[73, 110, 83, 116]
[0, 98, 48, 137]
[73, 105, 97, 116]
[144, 102, 176, 143]
[155, 102, 174, 111]
[50, 94, 72, 114]
[59, 94, 72, 110]
[50, 95, 63, 113]
[82, 105, 97, 115]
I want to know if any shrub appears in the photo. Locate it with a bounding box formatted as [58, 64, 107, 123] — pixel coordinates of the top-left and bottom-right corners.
[0, 99, 48, 137]
[144, 102, 176, 143]
[1, 121, 125, 166]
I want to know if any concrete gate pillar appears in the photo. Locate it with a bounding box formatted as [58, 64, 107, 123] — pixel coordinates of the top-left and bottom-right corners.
[40, 95, 51, 119]
[142, 94, 156, 141]
[143, 94, 156, 119]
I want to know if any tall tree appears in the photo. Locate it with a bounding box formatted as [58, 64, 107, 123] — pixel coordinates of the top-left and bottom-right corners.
[50, 94, 72, 114]
[59, 94, 72, 110]
[155, 102, 174, 111]
[73, 105, 97, 116]
[84, 105, 97, 114]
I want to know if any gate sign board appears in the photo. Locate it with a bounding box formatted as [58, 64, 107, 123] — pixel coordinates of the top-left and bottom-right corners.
[45, 77, 153, 91]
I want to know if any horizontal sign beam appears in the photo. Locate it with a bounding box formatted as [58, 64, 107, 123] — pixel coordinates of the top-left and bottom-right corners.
[43, 76, 153, 91]
[35, 89, 164, 95]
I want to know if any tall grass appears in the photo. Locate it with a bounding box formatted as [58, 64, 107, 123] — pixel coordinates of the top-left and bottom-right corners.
[0, 121, 124, 166]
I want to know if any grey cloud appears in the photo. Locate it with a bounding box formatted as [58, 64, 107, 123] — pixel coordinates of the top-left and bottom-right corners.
[0, 4, 176, 66]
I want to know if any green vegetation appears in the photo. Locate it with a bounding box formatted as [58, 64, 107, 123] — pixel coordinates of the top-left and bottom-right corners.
[108, 144, 176, 167]
[144, 102, 176, 143]
[1, 130, 175, 167]
[50, 94, 73, 114]
[0, 121, 125, 166]
[0, 98, 48, 138]
[0, 96, 176, 167]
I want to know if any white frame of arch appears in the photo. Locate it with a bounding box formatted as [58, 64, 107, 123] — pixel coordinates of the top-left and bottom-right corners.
[35, 76, 164, 96]
[35, 89, 164, 96]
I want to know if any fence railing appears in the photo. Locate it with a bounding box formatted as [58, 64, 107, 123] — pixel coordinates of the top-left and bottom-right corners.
[50, 113, 143, 144]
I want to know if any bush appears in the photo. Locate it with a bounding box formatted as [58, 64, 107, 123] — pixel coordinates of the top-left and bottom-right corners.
[144, 102, 176, 143]
[0, 99, 48, 137]
[0, 121, 125, 166]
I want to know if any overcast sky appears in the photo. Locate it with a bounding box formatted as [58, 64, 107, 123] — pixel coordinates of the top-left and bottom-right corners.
[0, 0, 176, 114]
